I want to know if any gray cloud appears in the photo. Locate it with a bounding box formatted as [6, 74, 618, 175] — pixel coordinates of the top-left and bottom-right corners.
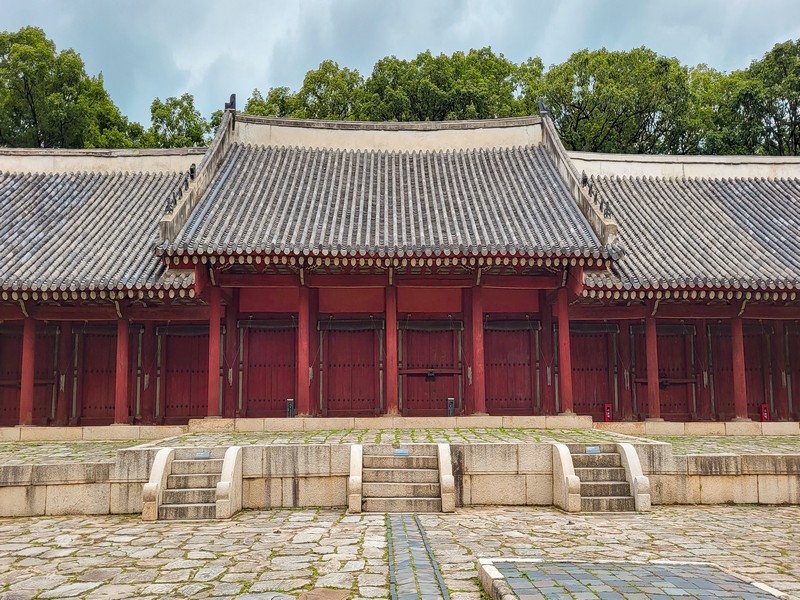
[4, 0, 800, 124]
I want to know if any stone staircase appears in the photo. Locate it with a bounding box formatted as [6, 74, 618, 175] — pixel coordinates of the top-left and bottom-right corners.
[569, 444, 635, 512]
[361, 445, 442, 512]
[159, 448, 225, 520]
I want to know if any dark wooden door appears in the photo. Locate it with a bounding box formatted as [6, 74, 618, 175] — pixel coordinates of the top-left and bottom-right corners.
[401, 327, 461, 416]
[161, 332, 209, 423]
[0, 328, 58, 426]
[485, 328, 535, 415]
[571, 329, 615, 421]
[633, 327, 695, 421]
[244, 327, 296, 417]
[77, 332, 116, 425]
[322, 328, 382, 416]
[789, 328, 800, 419]
[711, 326, 771, 420]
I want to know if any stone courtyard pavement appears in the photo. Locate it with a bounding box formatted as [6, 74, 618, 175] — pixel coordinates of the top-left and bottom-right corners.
[0, 505, 797, 600]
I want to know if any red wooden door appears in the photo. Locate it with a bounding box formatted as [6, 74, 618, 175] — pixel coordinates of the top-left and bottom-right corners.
[571, 329, 615, 421]
[244, 326, 296, 417]
[401, 326, 461, 416]
[633, 326, 695, 421]
[77, 332, 116, 425]
[485, 327, 535, 415]
[161, 332, 209, 423]
[322, 328, 382, 416]
[789, 328, 800, 419]
[0, 328, 58, 426]
[711, 326, 771, 420]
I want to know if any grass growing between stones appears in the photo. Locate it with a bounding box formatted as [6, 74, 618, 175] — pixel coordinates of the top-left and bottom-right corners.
[0, 440, 144, 465]
[645, 434, 800, 455]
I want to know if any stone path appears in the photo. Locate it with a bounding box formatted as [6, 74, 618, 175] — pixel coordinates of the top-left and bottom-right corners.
[0, 506, 797, 599]
[644, 435, 800, 455]
[387, 514, 448, 600]
[492, 559, 781, 599]
[0, 440, 143, 465]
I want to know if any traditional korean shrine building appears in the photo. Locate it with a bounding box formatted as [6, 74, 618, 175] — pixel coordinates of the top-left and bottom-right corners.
[1, 104, 798, 426]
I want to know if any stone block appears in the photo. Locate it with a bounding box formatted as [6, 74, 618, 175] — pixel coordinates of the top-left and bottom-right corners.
[0, 465, 32, 486]
[632, 443, 675, 474]
[354, 416, 394, 429]
[698, 474, 758, 504]
[392, 416, 456, 429]
[0, 427, 20, 441]
[545, 414, 592, 429]
[137, 425, 186, 439]
[757, 475, 800, 504]
[458, 474, 472, 506]
[82, 425, 141, 441]
[112, 448, 158, 482]
[109, 482, 142, 514]
[303, 417, 354, 431]
[464, 444, 519, 474]
[761, 422, 800, 435]
[19, 426, 82, 441]
[262, 418, 304, 431]
[684, 422, 726, 435]
[517, 444, 553, 473]
[502, 415, 547, 429]
[469, 474, 526, 505]
[266, 445, 331, 477]
[649, 474, 701, 504]
[455, 415, 504, 429]
[525, 474, 553, 504]
[188, 418, 235, 433]
[644, 421, 685, 435]
[266, 478, 283, 508]
[593, 422, 646, 435]
[741, 454, 800, 475]
[687, 454, 741, 476]
[234, 418, 265, 432]
[330, 444, 352, 476]
[242, 446, 265, 478]
[32, 463, 111, 484]
[724, 421, 762, 436]
[45, 483, 110, 515]
[0, 485, 46, 516]
[242, 478, 267, 509]
[298, 476, 347, 507]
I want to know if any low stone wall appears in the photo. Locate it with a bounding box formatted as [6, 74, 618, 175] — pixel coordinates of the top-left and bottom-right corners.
[0, 425, 187, 442]
[595, 421, 800, 436]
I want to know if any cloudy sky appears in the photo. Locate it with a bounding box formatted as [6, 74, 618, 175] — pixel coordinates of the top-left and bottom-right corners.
[5, 0, 800, 125]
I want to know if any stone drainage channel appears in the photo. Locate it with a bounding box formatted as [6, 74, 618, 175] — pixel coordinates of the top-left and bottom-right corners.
[387, 513, 450, 600]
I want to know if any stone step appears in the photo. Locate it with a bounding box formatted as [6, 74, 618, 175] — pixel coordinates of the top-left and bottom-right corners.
[362, 445, 438, 457]
[174, 447, 228, 460]
[362, 482, 441, 499]
[362, 497, 442, 513]
[158, 503, 216, 520]
[567, 443, 619, 454]
[571, 453, 622, 468]
[362, 455, 439, 469]
[167, 473, 221, 490]
[580, 482, 631, 498]
[162, 488, 216, 505]
[581, 496, 636, 513]
[574, 467, 627, 482]
[362, 468, 440, 484]
[170, 459, 224, 475]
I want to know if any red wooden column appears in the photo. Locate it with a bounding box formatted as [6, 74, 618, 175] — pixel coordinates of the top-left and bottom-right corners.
[54, 321, 73, 425]
[645, 315, 661, 419]
[539, 290, 555, 415]
[772, 321, 790, 420]
[207, 286, 222, 417]
[555, 288, 574, 414]
[296, 286, 310, 416]
[223, 290, 239, 418]
[618, 321, 634, 420]
[471, 287, 487, 414]
[114, 318, 130, 424]
[140, 322, 157, 424]
[385, 286, 399, 415]
[19, 317, 37, 426]
[694, 320, 712, 420]
[730, 316, 749, 420]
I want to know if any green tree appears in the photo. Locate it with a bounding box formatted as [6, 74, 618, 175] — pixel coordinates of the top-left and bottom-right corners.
[0, 26, 138, 148]
[293, 60, 364, 120]
[243, 86, 298, 118]
[145, 92, 209, 147]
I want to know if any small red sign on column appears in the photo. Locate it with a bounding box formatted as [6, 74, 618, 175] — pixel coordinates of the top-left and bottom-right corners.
[760, 403, 770, 422]
[604, 403, 613, 422]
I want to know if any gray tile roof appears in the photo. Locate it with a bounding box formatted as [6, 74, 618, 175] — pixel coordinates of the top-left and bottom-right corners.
[0, 170, 193, 291]
[169, 143, 614, 259]
[584, 175, 800, 290]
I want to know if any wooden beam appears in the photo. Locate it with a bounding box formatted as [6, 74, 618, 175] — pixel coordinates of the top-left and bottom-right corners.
[396, 277, 472, 288]
[568, 306, 649, 321]
[743, 305, 800, 320]
[129, 306, 211, 321]
[0, 305, 24, 320]
[471, 287, 486, 414]
[296, 287, 310, 416]
[307, 273, 388, 288]
[645, 315, 661, 420]
[19, 317, 36, 426]
[566, 266, 585, 298]
[731, 316, 749, 420]
[194, 264, 211, 297]
[555, 288, 574, 414]
[385, 286, 399, 415]
[218, 273, 299, 288]
[482, 275, 561, 289]
[30, 306, 117, 321]
[114, 319, 130, 424]
[207, 287, 222, 417]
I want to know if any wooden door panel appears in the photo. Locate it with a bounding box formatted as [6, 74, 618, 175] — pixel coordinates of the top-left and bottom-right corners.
[78, 333, 116, 425]
[162, 334, 209, 423]
[485, 329, 533, 415]
[0, 331, 22, 426]
[0, 329, 58, 426]
[790, 330, 800, 419]
[323, 329, 381, 416]
[401, 329, 460, 416]
[633, 330, 694, 421]
[245, 328, 296, 417]
[711, 328, 771, 420]
[571, 331, 613, 420]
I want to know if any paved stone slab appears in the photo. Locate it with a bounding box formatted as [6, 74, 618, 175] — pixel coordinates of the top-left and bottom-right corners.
[0, 441, 143, 465]
[645, 435, 800, 455]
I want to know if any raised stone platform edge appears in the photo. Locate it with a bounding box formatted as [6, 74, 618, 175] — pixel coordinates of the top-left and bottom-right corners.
[0, 425, 188, 441]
